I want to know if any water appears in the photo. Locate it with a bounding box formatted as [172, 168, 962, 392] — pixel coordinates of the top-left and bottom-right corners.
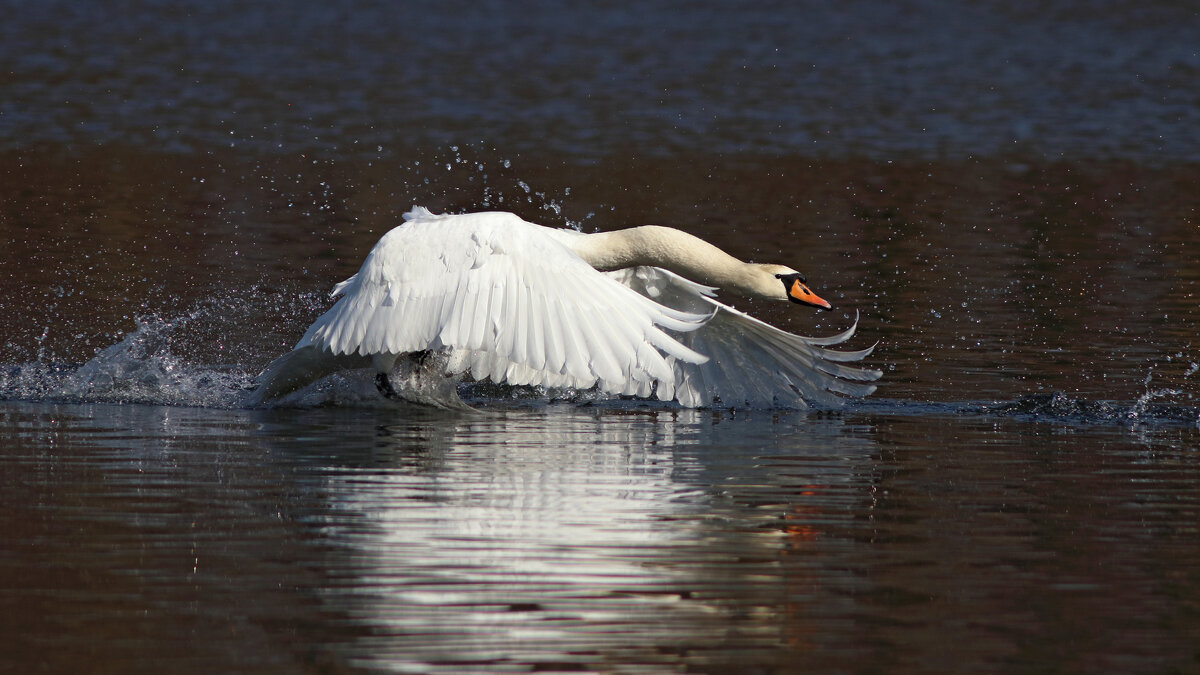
[3, 0, 1198, 161]
[3, 2, 1200, 673]
[4, 402, 1199, 672]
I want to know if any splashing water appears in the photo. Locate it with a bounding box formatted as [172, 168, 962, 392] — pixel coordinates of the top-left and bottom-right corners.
[1128, 358, 1200, 428]
[71, 314, 253, 407]
[1128, 387, 1184, 425]
[977, 353, 1200, 429]
[0, 286, 331, 408]
[2, 310, 252, 408]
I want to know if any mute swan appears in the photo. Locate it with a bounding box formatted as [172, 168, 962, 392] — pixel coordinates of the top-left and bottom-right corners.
[250, 207, 881, 408]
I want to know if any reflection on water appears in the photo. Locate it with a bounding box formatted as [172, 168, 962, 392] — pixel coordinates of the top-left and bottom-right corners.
[311, 410, 781, 671]
[254, 405, 877, 671]
[3, 401, 1199, 672]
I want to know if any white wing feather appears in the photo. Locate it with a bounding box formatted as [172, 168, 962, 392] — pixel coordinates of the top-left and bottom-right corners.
[606, 266, 882, 408]
[256, 209, 711, 401]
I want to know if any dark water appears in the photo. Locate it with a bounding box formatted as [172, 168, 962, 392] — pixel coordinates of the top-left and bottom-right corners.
[3, 2, 1200, 673]
[4, 0, 1199, 161]
[4, 401, 1198, 673]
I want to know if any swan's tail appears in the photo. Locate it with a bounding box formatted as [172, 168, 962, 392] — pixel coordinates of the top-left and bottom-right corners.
[247, 344, 371, 405]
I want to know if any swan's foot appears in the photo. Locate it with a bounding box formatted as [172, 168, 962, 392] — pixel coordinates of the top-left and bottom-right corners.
[375, 372, 400, 399]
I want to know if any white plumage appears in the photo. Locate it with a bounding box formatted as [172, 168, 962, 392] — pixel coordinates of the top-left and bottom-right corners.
[250, 207, 881, 408]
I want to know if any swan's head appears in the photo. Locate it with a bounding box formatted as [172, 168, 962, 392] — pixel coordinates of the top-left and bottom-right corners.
[751, 264, 833, 311]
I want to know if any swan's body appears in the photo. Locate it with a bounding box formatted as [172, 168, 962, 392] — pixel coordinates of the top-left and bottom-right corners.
[250, 207, 880, 408]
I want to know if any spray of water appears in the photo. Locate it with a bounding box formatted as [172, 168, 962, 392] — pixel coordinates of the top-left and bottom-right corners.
[0, 286, 329, 408]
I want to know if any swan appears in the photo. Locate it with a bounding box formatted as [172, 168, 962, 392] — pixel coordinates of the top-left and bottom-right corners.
[249, 207, 881, 408]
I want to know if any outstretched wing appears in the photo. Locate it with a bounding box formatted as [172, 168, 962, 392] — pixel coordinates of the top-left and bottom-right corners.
[608, 266, 882, 408]
[296, 209, 711, 398]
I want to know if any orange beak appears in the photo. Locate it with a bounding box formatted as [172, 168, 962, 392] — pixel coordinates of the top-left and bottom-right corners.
[789, 279, 832, 311]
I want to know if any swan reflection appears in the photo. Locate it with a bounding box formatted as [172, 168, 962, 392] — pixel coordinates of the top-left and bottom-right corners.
[305, 406, 874, 671]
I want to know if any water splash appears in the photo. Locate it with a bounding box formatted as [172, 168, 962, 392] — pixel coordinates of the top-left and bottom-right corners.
[978, 391, 1200, 428]
[0, 285, 333, 409]
[1127, 386, 1184, 425]
[1127, 355, 1200, 428]
[1, 311, 252, 408]
[68, 313, 252, 407]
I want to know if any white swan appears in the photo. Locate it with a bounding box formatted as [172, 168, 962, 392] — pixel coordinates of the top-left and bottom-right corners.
[249, 207, 881, 408]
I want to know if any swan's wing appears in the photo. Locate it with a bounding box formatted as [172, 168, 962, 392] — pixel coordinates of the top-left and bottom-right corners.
[296, 210, 711, 397]
[609, 266, 882, 408]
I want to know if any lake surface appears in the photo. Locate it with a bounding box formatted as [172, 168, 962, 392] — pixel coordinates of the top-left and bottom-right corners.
[3, 2, 1199, 673]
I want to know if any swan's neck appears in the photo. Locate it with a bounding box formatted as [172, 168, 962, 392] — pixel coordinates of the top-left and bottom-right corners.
[569, 226, 773, 297]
